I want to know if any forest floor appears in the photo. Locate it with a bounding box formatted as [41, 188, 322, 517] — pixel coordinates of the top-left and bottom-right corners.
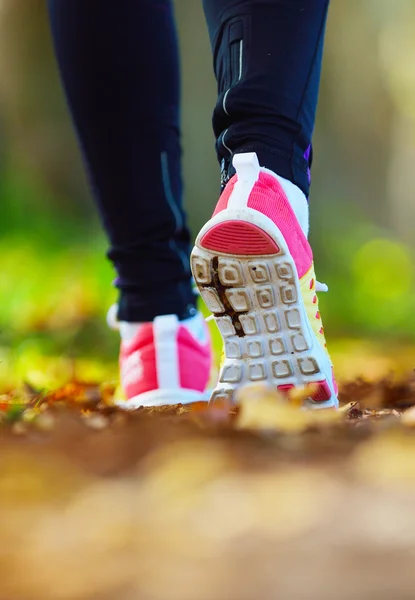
[1, 344, 415, 600]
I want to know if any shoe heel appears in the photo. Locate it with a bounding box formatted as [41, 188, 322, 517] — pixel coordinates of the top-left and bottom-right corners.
[200, 220, 280, 256]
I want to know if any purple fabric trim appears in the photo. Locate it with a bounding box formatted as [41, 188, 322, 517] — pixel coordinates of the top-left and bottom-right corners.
[304, 144, 312, 186]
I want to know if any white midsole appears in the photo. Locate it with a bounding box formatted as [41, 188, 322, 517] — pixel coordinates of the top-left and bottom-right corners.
[115, 388, 210, 410]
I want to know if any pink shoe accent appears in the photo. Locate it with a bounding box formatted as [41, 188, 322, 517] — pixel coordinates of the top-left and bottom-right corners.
[119, 318, 212, 401]
[212, 176, 236, 216]
[177, 325, 212, 392]
[211, 171, 313, 278]
[119, 324, 157, 399]
[308, 380, 332, 403]
[246, 173, 312, 278]
[200, 221, 280, 255]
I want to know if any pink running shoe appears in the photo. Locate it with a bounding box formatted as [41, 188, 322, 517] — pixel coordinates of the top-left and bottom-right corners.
[108, 309, 212, 408]
[191, 152, 338, 409]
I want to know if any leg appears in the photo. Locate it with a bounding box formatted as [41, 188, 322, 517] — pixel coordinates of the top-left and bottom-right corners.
[48, 0, 195, 322]
[203, 0, 329, 196]
[192, 0, 338, 408]
[48, 0, 212, 407]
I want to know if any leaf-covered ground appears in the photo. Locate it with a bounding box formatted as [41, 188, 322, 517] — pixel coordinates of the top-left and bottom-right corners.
[2, 349, 415, 600]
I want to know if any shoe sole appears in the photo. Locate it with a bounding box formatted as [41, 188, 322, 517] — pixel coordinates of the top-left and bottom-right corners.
[191, 207, 338, 410]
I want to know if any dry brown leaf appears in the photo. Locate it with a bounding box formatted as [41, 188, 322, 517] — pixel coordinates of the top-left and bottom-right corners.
[82, 413, 109, 430]
[339, 401, 359, 413]
[11, 421, 27, 436]
[236, 383, 342, 433]
[401, 405, 415, 427]
[34, 412, 55, 431]
[352, 431, 415, 484]
[288, 384, 318, 408]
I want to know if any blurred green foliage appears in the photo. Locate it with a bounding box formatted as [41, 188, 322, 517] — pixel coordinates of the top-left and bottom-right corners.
[0, 0, 414, 387]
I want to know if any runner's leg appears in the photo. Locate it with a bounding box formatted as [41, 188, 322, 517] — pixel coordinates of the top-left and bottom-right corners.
[48, 0, 195, 322]
[203, 0, 329, 195]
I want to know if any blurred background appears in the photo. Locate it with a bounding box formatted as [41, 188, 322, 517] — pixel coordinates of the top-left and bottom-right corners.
[0, 0, 415, 389]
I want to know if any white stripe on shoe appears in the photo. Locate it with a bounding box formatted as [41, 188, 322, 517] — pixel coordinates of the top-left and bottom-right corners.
[153, 314, 180, 389]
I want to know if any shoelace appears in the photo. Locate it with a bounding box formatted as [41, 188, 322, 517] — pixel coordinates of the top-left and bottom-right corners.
[199, 281, 329, 323]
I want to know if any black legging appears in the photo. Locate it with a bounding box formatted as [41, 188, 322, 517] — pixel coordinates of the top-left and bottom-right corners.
[48, 0, 329, 322]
